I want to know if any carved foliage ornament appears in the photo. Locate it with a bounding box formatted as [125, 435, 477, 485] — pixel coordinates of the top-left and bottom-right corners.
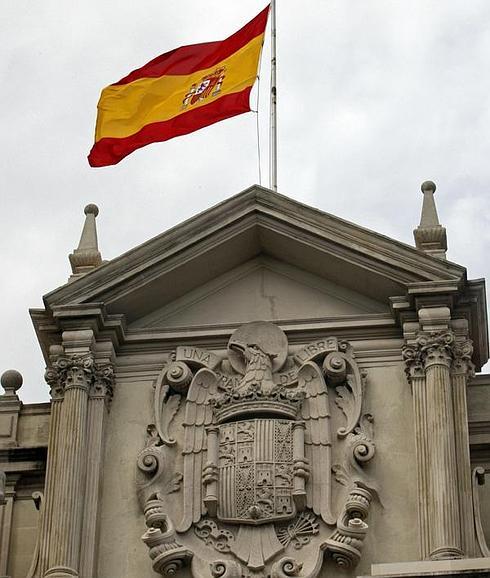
[44, 354, 114, 402]
[402, 330, 475, 381]
[137, 322, 377, 578]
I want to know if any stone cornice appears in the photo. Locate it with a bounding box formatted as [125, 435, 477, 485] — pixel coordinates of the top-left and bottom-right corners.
[30, 186, 487, 371]
[41, 185, 464, 312]
[393, 278, 488, 370]
[31, 303, 126, 365]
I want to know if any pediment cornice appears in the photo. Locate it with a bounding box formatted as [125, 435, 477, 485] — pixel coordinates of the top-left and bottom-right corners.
[32, 185, 487, 369]
[43, 185, 465, 312]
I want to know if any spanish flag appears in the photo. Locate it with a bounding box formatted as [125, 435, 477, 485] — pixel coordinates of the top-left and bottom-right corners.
[88, 6, 269, 167]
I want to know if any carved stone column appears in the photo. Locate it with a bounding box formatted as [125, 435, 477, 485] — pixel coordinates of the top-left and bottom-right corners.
[45, 353, 93, 578]
[39, 350, 66, 577]
[421, 330, 462, 560]
[404, 307, 479, 561]
[79, 362, 114, 578]
[403, 338, 430, 559]
[451, 335, 476, 557]
[403, 306, 469, 561]
[36, 329, 96, 578]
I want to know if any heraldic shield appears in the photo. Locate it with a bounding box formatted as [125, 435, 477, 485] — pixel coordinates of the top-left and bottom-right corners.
[217, 419, 298, 524]
[137, 321, 378, 578]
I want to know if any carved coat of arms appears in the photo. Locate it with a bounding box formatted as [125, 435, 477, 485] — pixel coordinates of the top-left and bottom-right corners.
[137, 322, 377, 578]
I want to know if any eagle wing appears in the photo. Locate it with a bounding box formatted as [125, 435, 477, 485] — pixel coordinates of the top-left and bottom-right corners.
[299, 361, 336, 525]
[177, 368, 218, 532]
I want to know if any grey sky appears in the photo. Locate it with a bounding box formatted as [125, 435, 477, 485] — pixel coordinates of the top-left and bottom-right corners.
[2, 1, 490, 403]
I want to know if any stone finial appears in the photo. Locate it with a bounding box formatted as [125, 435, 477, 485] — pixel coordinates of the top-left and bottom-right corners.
[69, 203, 102, 279]
[1, 369, 23, 398]
[413, 181, 447, 260]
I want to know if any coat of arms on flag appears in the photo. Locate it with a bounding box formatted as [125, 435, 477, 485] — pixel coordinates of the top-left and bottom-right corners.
[88, 7, 269, 167]
[182, 68, 226, 109]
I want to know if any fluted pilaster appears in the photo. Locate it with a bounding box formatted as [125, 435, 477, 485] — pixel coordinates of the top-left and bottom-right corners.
[425, 359, 461, 559]
[79, 364, 114, 578]
[37, 388, 63, 577]
[412, 373, 430, 559]
[45, 356, 93, 578]
[403, 329, 464, 560]
[451, 340, 476, 557]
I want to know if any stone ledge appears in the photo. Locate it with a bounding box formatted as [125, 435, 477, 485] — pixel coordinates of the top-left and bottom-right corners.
[364, 558, 490, 577]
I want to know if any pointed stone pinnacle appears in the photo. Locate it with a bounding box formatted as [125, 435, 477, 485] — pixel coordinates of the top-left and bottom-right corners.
[413, 180, 447, 260]
[68, 203, 103, 280]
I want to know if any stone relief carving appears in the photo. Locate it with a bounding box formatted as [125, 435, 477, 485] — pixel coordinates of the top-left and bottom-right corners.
[137, 321, 377, 578]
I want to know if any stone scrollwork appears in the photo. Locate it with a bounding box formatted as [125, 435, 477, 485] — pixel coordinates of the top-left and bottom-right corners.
[210, 560, 243, 578]
[142, 497, 193, 576]
[270, 557, 303, 578]
[166, 361, 193, 393]
[136, 425, 183, 508]
[138, 322, 378, 578]
[332, 412, 377, 499]
[322, 485, 372, 569]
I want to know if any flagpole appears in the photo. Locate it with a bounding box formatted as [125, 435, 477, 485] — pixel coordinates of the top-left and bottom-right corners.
[270, 0, 278, 191]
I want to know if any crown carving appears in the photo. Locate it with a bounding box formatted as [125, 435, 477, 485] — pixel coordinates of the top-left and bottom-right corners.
[212, 385, 304, 423]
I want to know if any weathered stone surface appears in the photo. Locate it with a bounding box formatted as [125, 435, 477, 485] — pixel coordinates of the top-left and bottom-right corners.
[1, 185, 490, 578]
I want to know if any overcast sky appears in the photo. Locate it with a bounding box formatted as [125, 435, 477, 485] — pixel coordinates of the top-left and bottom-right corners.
[2, 1, 490, 403]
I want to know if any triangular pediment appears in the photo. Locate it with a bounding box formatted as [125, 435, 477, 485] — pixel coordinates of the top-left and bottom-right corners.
[42, 185, 466, 323]
[31, 185, 488, 369]
[130, 257, 389, 330]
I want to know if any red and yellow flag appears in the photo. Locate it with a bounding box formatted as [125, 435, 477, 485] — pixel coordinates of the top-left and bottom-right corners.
[88, 6, 269, 167]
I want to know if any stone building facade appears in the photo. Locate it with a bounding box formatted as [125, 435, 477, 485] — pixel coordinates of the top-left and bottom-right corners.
[1, 184, 490, 578]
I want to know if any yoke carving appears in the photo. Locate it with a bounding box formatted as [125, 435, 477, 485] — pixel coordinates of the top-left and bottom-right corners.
[137, 321, 377, 578]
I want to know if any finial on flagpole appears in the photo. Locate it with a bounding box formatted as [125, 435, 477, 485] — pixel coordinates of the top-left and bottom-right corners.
[68, 203, 103, 280]
[413, 180, 447, 259]
[269, 0, 278, 191]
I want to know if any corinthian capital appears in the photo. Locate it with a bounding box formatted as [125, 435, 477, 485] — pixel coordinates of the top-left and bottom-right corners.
[451, 338, 475, 378]
[403, 331, 455, 380]
[91, 363, 115, 402]
[416, 331, 454, 370]
[402, 344, 424, 381]
[44, 354, 95, 399]
[44, 366, 65, 400]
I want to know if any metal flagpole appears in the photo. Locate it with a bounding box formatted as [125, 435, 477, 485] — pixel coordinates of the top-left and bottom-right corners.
[270, 0, 277, 191]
